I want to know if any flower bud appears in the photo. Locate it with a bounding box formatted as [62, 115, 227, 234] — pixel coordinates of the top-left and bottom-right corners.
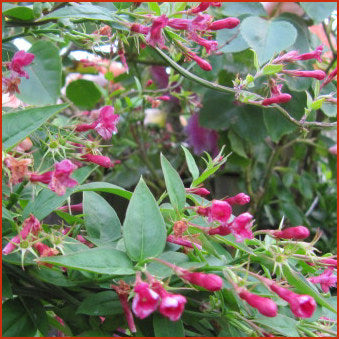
[58, 203, 83, 213]
[208, 225, 231, 236]
[224, 193, 250, 205]
[283, 69, 326, 80]
[181, 271, 223, 291]
[82, 154, 114, 168]
[29, 171, 53, 184]
[296, 46, 323, 62]
[187, 52, 212, 71]
[208, 18, 240, 30]
[239, 289, 278, 317]
[271, 226, 310, 240]
[261, 93, 292, 106]
[186, 187, 210, 197]
[167, 235, 202, 249]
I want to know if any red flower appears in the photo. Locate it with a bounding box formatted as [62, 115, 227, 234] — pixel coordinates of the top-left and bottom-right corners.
[49, 160, 78, 196]
[239, 289, 278, 317]
[152, 282, 187, 321]
[2, 214, 41, 255]
[29, 171, 53, 184]
[261, 93, 292, 106]
[185, 187, 210, 197]
[8, 50, 35, 79]
[181, 271, 223, 291]
[208, 200, 232, 224]
[82, 154, 117, 168]
[308, 269, 337, 293]
[229, 212, 254, 242]
[225, 193, 250, 205]
[93, 106, 120, 140]
[132, 277, 160, 319]
[130, 23, 150, 35]
[208, 224, 231, 236]
[186, 51, 212, 71]
[146, 15, 169, 49]
[283, 69, 326, 80]
[208, 18, 240, 30]
[271, 226, 310, 240]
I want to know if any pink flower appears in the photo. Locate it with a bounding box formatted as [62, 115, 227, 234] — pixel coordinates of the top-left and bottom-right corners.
[283, 69, 326, 80]
[130, 23, 150, 35]
[152, 282, 187, 321]
[132, 277, 160, 319]
[208, 224, 231, 236]
[239, 289, 278, 317]
[208, 18, 240, 30]
[189, 2, 221, 14]
[82, 154, 117, 168]
[2, 75, 21, 95]
[225, 193, 250, 205]
[146, 79, 153, 87]
[75, 122, 96, 132]
[328, 145, 337, 155]
[190, 14, 213, 31]
[118, 47, 129, 72]
[271, 226, 310, 240]
[49, 160, 78, 196]
[196, 206, 210, 217]
[181, 271, 223, 291]
[189, 33, 218, 54]
[269, 283, 316, 318]
[229, 213, 254, 242]
[29, 171, 53, 184]
[208, 200, 232, 224]
[321, 67, 337, 89]
[8, 50, 35, 79]
[3, 214, 41, 255]
[308, 269, 337, 293]
[296, 46, 323, 62]
[319, 258, 337, 267]
[93, 106, 120, 140]
[58, 203, 83, 213]
[261, 93, 292, 106]
[186, 51, 212, 71]
[166, 235, 202, 250]
[146, 15, 169, 49]
[4, 156, 32, 185]
[185, 187, 210, 197]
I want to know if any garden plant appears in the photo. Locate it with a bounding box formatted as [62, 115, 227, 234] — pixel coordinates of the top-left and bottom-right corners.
[2, 1, 338, 337]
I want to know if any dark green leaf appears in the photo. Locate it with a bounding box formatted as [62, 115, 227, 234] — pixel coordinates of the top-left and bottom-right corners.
[83, 191, 121, 242]
[3, 4, 35, 21]
[181, 146, 199, 181]
[161, 154, 186, 210]
[2, 269, 13, 298]
[153, 314, 185, 337]
[39, 247, 134, 275]
[240, 17, 297, 64]
[77, 291, 123, 316]
[123, 177, 166, 262]
[300, 2, 337, 23]
[17, 41, 62, 105]
[2, 104, 68, 150]
[254, 314, 299, 337]
[66, 79, 102, 110]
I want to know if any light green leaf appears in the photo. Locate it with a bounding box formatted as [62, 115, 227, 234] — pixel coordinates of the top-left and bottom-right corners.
[17, 41, 62, 105]
[149, 2, 161, 15]
[3, 4, 35, 21]
[263, 64, 284, 75]
[76, 182, 132, 200]
[181, 145, 199, 181]
[254, 314, 299, 337]
[161, 154, 186, 210]
[222, 2, 266, 16]
[39, 247, 134, 275]
[300, 2, 337, 23]
[83, 191, 121, 242]
[123, 177, 166, 262]
[153, 314, 185, 337]
[2, 104, 68, 150]
[240, 17, 297, 64]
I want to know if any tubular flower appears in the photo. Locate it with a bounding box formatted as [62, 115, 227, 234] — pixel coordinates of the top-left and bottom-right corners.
[208, 224, 231, 236]
[2, 214, 41, 255]
[229, 213, 254, 242]
[208, 200, 232, 224]
[321, 67, 337, 89]
[168, 14, 212, 32]
[189, 2, 221, 14]
[268, 282, 316, 318]
[271, 226, 310, 240]
[152, 282, 187, 321]
[111, 281, 137, 333]
[282, 69, 326, 80]
[93, 106, 120, 140]
[130, 23, 150, 35]
[224, 193, 250, 205]
[308, 269, 337, 293]
[188, 51, 212, 71]
[4, 156, 32, 185]
[49, 160, 78, 196]
[181, 271, 223, 291]
[296, 45, 323, 62]
[319, 258, 337, 267]
[132, 274, 160, 319]
[58, 203, 83, 213]
[29, 171, 53, 184]
[185, 187, 210, 197]
[208, 17, 240, 30]
[189, 33, 218, 54]
[261, 93, 292, 106]
[146, 15, 169, 49]
[238, 289, 278, 317]
[156, 95, 171, 101]
[75, 122, 96, 133]
[34, 242, 59, 267]
[166, 235, 202, 250]
[8, 50, 35, 79]
[82, 154, 118, 168]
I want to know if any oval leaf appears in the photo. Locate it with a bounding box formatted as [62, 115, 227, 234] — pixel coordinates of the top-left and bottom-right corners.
[123, 177, 166, 262]
[153, 314, 185, 337]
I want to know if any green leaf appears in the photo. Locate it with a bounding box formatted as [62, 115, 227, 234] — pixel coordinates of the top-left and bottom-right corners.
[222, 3, 266, 16]
[213, 234, 255, 256]
[83, 191, 121, 242]
[17, 41, 62, 105]
[149, 2, 161, 15]
[77, 291, 123, 316]
[300, 2, 337, 23]
[76, 182, 132, 200]
[217, 24, 250, 54]
[38, 3, 115, 21]
[3, 5, 35, 21]
[228, 130, 247, 158]
[181, 146, 199, 181]
[123, 177, 166, 262]
[240, 17, 297, 65]
[153, 314, 185, 337]
[2, 206, 18, 222]
[262, 64, 284, 75]
[311, 98, 325, 110]
[2, 298, 37, 337]
[39, 247, 134, 275]
[66, 79, 102, 110]
[22, 166, 94, 220]
[254, 314, 299, 337]
[160, 154, 186, 211]
[321, 102, 337, 117]
[2, 104, 68, 150]
[2, 270, 13, 299]
[283, 264, 337, 314]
